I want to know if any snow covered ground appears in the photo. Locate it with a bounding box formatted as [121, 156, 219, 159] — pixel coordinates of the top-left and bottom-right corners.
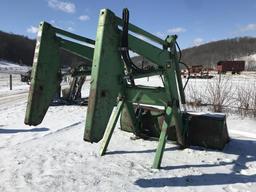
[0, 60, 30, 74]
[0, 60, 30, 97]
[236, 53, 256, 71]
[0, 72, 255, 192]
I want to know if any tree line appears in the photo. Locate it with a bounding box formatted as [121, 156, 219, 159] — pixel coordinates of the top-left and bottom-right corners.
[1, 30, 256, 70]
[0, 31, 35, 65]
[0, 30, 88, 67]
[181, 37, 256, 69]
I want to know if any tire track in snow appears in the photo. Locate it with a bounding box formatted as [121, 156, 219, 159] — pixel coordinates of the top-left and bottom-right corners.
[42, 121, 84, 137]
[0, 92, 28, 109]
[12, 121, 84, 147]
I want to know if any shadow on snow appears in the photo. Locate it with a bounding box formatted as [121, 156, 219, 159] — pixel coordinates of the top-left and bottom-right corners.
[0, 127, 49, 134]
[133, 138, 256, 187]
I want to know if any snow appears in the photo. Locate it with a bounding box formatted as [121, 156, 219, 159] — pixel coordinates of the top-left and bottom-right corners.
[0, 73, 256, 192]
[0, 61, 30, 97]
[236, 53, 256, 70]
[0, 60, 31, 75]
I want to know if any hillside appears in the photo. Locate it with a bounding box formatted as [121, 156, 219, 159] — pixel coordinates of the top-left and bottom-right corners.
[0, 31, 89, 67]
[1, 31, 256, 70]
[0, 31, 35, 66]
[133, 37, 256, 71]
[181, 37, 256, 69]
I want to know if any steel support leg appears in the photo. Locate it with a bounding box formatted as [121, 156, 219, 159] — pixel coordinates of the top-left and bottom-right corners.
[99, 100, 124, 156]
[152, 106, 173, 169]
[124, 102, 140, 135]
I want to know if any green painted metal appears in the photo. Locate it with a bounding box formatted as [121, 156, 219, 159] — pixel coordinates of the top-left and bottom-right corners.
[53, 26, 95, 45]
[152, 106, 173, 169]
[25, 22, 94, 126]
[166, 35, 186, 104]
[115, 17, 166, 46]
[25, 22, 61, 125]
[99, 100, 124, 156]
[162, 59, 185, 146]
[84, 9, 124, 142]
[126, 86, 168, 106]
[132, 70, 163, 79]
[58, 38, 94, 60]
[84, 8, 186, 168]
[123, 101, 140, 135]
[25, 9, 187, 169]
[128, 34, 168, 67]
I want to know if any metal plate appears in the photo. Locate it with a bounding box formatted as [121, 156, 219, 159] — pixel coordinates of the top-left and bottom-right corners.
[84, 9, 124, 142]
[25, 22, 60, 125]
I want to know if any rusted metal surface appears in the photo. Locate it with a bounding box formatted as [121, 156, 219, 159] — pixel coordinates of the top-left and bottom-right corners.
[217, 60, 245, 74]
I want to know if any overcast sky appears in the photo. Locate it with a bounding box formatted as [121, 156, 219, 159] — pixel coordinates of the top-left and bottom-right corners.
[1, 0, 256, 48]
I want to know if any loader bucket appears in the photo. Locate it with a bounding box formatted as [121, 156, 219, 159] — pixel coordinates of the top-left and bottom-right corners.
[120, 105, 177, 140]
[25, 22, 61, 125]
[120, 106, 229, 150]
[184, 112, 229, 150]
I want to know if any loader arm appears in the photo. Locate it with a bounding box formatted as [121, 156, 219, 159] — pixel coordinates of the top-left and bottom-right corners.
[25, 22, 94, 125]
[84, 9, 185, 145]
[24, 9, 229, 170]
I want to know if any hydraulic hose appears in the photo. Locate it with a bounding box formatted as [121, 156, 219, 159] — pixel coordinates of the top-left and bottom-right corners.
[175, 40, 191, 90]
[121, 8, 153, 74]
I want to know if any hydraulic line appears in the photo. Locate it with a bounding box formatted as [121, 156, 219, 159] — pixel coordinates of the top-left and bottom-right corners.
[175, 40, 191, 91]
[180, 61, 190, 90]
[120, 8, 154, 75]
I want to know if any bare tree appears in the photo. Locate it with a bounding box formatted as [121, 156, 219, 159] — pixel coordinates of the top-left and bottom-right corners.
[205, 76, 235, 112]
[236, 82, 256, 117]
[185, 82, 204, 108]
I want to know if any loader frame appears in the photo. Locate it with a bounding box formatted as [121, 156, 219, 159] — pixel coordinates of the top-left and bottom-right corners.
[25, 22, 94, 125]
[25, 8, 229, 170]
[84, 9, 186, 168]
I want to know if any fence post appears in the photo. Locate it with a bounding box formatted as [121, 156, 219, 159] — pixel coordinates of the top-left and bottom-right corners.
[9, 74, 12, 90]
[218, 72, 221, 83]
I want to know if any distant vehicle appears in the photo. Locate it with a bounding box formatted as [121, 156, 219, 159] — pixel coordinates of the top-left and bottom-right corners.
[20, 70, 31, 84]
[182, 65, 213, 79]
[217, 60, 245, 74]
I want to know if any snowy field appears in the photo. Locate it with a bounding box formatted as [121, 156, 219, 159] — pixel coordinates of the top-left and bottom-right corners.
[184, 72, 256, 105]
[0, 61, 30, 97]
[0, 70, 256, 192]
